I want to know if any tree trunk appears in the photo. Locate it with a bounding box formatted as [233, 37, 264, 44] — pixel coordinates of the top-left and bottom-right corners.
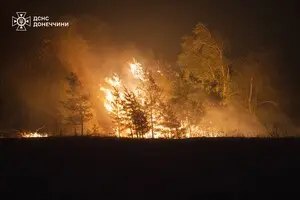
[186, 112, 192, 137]
[116, 123, 120, 137]
[220, 50, 229, 105]
[135, 127, 139, 138]
[220, 65, 230, 105]
[248, 77, 253, 113]
[221, 65, 227, 100]
[188, 123, 192, 137]
[74, 127, 77, 136]
[150, 109, 154, 138]
[175, 128, 179, 138]
[130, 127, 133, 138]
[117, 107, 120, 137]
[55, 118, 59, 136]
[257, 101, 277, 107]
[81, 122, 84, 136]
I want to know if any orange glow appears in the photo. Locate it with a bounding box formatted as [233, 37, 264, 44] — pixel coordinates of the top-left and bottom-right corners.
[100, 58, 224, 138]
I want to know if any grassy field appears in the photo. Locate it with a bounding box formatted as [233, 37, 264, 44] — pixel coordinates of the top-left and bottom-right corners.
[1, 137, 299, 196]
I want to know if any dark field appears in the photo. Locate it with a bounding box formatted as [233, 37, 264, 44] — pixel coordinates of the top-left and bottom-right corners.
[1, 137, 300, 197]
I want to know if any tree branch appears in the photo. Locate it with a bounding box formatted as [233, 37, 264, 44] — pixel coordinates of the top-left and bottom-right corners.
[228, 91, 239, 97]
[36, 125, 46, 133]
[257, 101, 277, 107]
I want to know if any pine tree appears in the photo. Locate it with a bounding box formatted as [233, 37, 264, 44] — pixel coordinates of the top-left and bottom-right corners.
[109, 86, 124, 137]
[61, 72, 93, 136]
[158, 102, 183, 138]
[131, 109, 149, 138]
[122, 87, 149, 138]
[142, 70, 163, 138]
[171, 70, 204, 137]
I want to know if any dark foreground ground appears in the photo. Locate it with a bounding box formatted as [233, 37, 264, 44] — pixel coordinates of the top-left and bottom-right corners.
[1, 137, 300, 198]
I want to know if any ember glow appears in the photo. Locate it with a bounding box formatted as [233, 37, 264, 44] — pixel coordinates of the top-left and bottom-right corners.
[100, 58, 224, 138]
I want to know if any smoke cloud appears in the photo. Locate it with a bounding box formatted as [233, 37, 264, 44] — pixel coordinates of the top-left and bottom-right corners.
[52, 16, 157, 132]
[200, 101, 268, 137]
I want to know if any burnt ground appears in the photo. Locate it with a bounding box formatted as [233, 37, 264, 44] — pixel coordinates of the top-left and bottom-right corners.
[0, 137, 300, 198]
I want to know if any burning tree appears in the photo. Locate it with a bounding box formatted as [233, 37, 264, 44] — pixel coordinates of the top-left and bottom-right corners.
[158, 102, 183, 138]
[100, 74, 127, 137]
[110, 87, 122, 137]
[109, 86, 127, 137]
[171, 70, 205, 137]
[141, 70, 163, 138]
[122, 87, 150, 138]
[177, 23, 235, 105]
[61, 72, 93, 136]
[101, 59, 166, 138]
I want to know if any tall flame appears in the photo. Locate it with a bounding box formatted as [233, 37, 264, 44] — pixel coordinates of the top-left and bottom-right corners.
[100, 74, 122, 113]
[105, 74, 121, 87]
[129, 59, 145, 81]
[100, 87, 113, 112]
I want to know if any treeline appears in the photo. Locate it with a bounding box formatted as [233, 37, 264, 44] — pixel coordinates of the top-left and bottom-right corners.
[60, 23, 284, 138]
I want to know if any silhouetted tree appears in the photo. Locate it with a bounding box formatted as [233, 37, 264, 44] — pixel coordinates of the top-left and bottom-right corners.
[109, 86, 126, 137]
[142, 70, 163, 138]
[170, 70, 205, 136]
[122, 87, 149, 138]
[158, 102, 182, 138]
[61, 72, 93, 136]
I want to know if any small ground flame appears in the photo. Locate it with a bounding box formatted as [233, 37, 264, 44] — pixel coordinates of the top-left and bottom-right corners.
[21, 132, 48, 138]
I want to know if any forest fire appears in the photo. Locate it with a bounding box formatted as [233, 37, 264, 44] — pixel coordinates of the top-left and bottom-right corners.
[49, 23, 274, 138]
[100, 58, 223, 138]
[1, 8, 296, 141]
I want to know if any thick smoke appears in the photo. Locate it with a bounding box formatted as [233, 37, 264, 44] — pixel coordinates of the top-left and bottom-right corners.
[200, 101, 268, 137]
[52, 17, 155, 132]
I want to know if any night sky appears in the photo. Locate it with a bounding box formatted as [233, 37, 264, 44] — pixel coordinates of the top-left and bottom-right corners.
[1, 0, 300, 122]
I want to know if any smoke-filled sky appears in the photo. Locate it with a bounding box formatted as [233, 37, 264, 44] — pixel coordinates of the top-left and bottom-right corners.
[3, 1, 299, 59]
[1, 0, 300, 129]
